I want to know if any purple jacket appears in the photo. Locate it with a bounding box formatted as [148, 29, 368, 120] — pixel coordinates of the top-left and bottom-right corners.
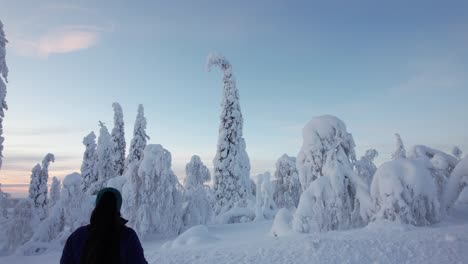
[60, 222, 148, 264]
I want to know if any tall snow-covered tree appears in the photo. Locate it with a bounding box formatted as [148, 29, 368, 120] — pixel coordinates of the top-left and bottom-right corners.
[207, 53, 251, 216]
[90, 122, 114, 194]
[28, 153, 55, 220]
[354, 149, 379, 187]
[293, 115, 372, 232]
[111, 102, 126, 176]
[182, 155, 213, 227]
[126, 104, 149, 167]
[80, 131, 98, 192]
[135, 144, 182, 237]
[0, 20, 9, 170]
[452, 146, 463, 160]
[273, 154, 301, 209]
[391, 133, 406, 160]
[49, 176, 61, 209]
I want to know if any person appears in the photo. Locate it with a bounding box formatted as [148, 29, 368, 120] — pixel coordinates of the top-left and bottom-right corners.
[60, 188, 148, 264]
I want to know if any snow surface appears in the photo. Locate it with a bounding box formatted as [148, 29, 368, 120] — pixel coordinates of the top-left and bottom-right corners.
[2, 203, 468, 264]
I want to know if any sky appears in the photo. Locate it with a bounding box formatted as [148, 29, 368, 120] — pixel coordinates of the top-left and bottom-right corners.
[0, 0, 467, 197]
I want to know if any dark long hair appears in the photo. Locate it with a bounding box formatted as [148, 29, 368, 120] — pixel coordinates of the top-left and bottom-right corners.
[81, 191, 122, 264]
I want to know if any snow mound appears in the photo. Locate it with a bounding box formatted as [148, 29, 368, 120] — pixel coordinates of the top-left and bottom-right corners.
[62, 172, 81, 186]
[162, 225, 219, 249]
[271, 208, 293, 237]
[371, 159, 440, 226]
[215, 207, 255, 224]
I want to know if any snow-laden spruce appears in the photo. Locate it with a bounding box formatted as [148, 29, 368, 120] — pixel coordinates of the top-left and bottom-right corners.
[354, 149, 378, 187]
[254, 172, 277, 221]
[442, 156, 468, 210]
[182, 155, 213, 228]
[391, 133, 406, 160]
[273, 154, 301, 209]
[208, 53, 251, 216]
[0, 20, 8, 170]
[48, 177, 60, 209]
[111, 102, 126, 176]
[293, 115, 372, 232]
[371, 158, 440, 225]
[80, 131, 98, 193]
[126, 104, 150, 168]
[130, 144, 183, 238]
[28, 153, 55, 220]
[89, 122, 114, 194]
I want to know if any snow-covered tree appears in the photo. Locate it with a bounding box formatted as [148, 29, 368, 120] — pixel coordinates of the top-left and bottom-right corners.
[126, 104, 150, 167]
[452, 146, 463, 160]
[254, 173, 265, 221]
[5, 199, 37, 253]
[80, 131, 98, 192]
[0, 20, 9, 170]
[371, 159, 440, 226]
[409, 145, 459, 202]
[49, 177, 61, 209]
[20, 173, 93, 255]
[89, 122, 114, 194]
[391, 133, 406, 160]
[28, 153, 55, 221]
[354, 149, 379, 187]
[0, 183, 10, 219]
[111, 102, 126, 176]
[207, 53, 251, 216]
[184, 155, 211, 188]
[293, 116, 372, 232]
[273, 154, 301, 209]
[134, 144, 183, 237]
[254, 172, 277, 220]
[442, 156, 468, 210]
[121, 162, 141, 227]
[182, 155, 213, 227]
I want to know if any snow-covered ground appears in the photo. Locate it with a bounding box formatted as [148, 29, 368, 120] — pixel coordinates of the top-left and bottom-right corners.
[2, 203, 468, 264]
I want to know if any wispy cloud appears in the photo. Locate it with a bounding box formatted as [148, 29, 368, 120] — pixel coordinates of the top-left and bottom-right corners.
[11, 26, 100, 58]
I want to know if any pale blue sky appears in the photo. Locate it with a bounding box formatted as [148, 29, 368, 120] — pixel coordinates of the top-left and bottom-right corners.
[0, 0, 467, 196]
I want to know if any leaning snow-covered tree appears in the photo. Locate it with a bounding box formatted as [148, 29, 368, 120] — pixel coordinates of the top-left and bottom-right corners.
[111, 102, 126, 176]
[28, 153, 55, 221]
[391, 133, 406, 160]
[89, 122, 114, 194]
[134, 144, 183, 237]
[81, 131, 98, 192]
[371, 159, 440, 226]
[273, 154, 301, 209]
[293, 115, 372, 232]
[354, 149, 379, 187]
[182, 155, 213, 227]
[126, 104, 150, 167]
[49, 176, 61, 209]
[207, 53, 251, 216]
[0, 20, 9, 170]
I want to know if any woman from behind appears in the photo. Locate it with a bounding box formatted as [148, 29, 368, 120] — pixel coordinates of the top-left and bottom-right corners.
[60, 188, 148, 264]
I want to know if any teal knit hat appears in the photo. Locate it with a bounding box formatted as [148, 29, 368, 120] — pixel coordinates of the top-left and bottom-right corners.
[96, 187, 122, 211]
